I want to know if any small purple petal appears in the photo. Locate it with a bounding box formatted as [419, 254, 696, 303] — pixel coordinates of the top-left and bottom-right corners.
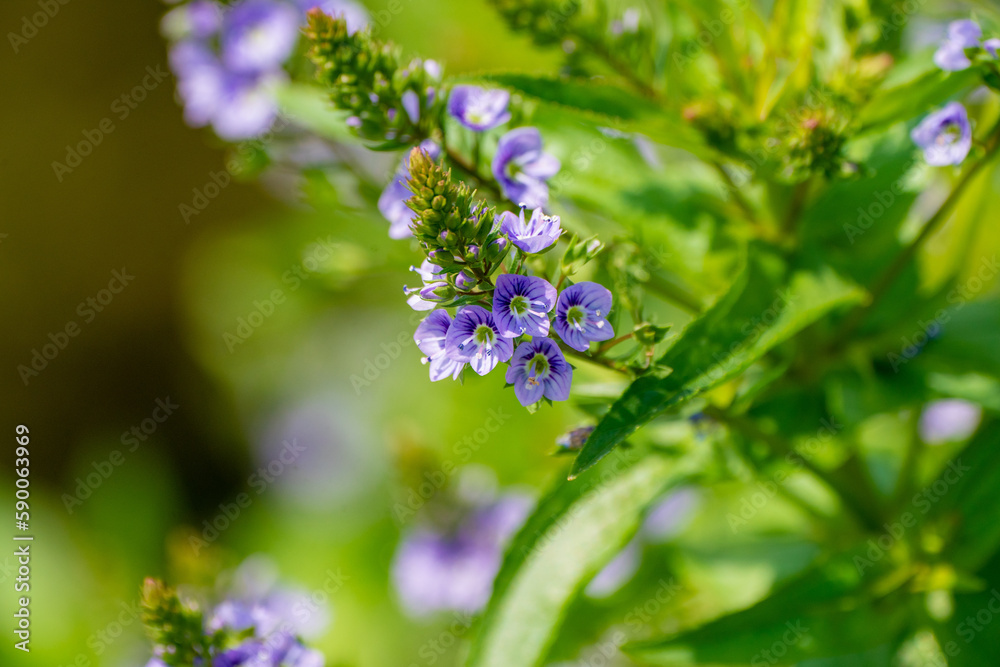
[911, 102, 972, 166]
[554, 282, 615, 352]
[505, 338, 572, 406]
[492, 127, 560, 209]
[447, 85, 511, 132]
[919, 399, 982, 444]
[492, 273, 557, 338]
[445, 306, 513, 376]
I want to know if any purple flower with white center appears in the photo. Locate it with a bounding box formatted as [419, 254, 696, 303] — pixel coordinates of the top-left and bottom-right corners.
[379, 140, 441, 239]
[554, 282, 615, 352]
[492, 273, 557, 337]
[221, 0, 300, 75]
[445, 306, 513, 376]
[447, 85, 511, 132]
[505, 338, 572, 406]
[414, 310, 465, 381]
[919, 399, 982, 444]
[911, 102, 972, 166]
[934, 20, 982, 71]
[498, 206, 563, 254]
[492, 127, 560, 209]
[392, 492, 533, 616]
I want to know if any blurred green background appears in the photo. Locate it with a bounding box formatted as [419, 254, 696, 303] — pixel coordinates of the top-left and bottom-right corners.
[4, 0, 1000, 666]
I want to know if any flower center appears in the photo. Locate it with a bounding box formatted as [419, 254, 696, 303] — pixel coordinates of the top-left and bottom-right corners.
[938, 123, 961, 146]
[526, 353, 549, 383]
[474, 324, 495, 347]
[566, 305, 587, 330]
[509, 295, 528, 315]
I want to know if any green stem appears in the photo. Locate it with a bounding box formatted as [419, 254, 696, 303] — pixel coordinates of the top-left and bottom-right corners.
[597, 332, 635, 354]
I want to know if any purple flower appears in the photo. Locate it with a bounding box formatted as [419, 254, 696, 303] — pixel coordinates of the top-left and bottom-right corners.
[221, 0, 300, 75]
[392, 492, 532, 616]
[492, 127, 560, 209]
[447, 85, 511, 132]
[505, 338, 572, 406]
[454, 269, 477, 291]
[445, 306, 513, 376]
[497, 207, 563, 254]
[414, 310, 465, 381]
[161, 0, 223, 41]
[402, 89, 421, 124]
[919, 399, 982, 444]
[934, 20, 982, 71]
[911, 102, 972, 166]
[553, 282, 614, 352]
[985, 38, 1000, 59]
[492, 274, 557, 337]
[404, 259, 445, 311]
[585, 539, 641, 598]
[378, 140, 441, 239]
[641, 487, 700, 541]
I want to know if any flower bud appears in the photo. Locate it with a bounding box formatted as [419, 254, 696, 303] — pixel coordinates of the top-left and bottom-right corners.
[419, 281, 454, 302]
[453, 270, 476, 291]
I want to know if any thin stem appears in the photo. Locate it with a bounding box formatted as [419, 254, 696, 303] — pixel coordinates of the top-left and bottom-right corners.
[597, 332, 635, 354]
[555, 340, 629, 375]
[833, 118, 1000, 344]
[445, 146, 504, 201]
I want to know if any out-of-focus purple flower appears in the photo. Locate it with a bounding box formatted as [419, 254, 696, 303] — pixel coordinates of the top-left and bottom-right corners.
[641, 487, 700, 541]
[934, 20, 982, 71]
[919, 399, 982, 444]
[492, 127, 560, 209]
[295, 0, 369, 33]
[586, 539, 641, 598]
[415, 310, 466, 382]
[161, 0, 223, 41]
[221, 0, 300, 75]
[492, 274, 557, 338]
[392, 492, 533, 616]
[498, 207, 563, 254]
[402, 90, 421, 124]
[445, 306, 513, 376]
[554, 282, 614, 352]
[911, 102, 972, 166]
[379, 140, 441, 239]
[447, 85, 511, 132]
[505, 338, 572, 406]
[985, 38, 1000, 58]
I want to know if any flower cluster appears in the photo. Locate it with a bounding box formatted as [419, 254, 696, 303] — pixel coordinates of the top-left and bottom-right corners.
[305, 11, 442, 144]
[405, 176, 614, 407]
[141, 556, 328, 667]
[913, 19, 1000, 166]
[163, 0, 368, 140]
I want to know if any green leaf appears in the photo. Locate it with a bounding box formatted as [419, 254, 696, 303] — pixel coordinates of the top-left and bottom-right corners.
[474, 73, 715, 158]
[858, 68, 980, 133]
[571, 246, 865, 477]
[625, 547, 908, 665]
[465, 452, 692, 667]
[926, 419, 1000, 571]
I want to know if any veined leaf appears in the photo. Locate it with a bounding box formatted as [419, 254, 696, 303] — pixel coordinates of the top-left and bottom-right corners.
[465, 452, 693, 667]
[571, 247, 865, 477]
